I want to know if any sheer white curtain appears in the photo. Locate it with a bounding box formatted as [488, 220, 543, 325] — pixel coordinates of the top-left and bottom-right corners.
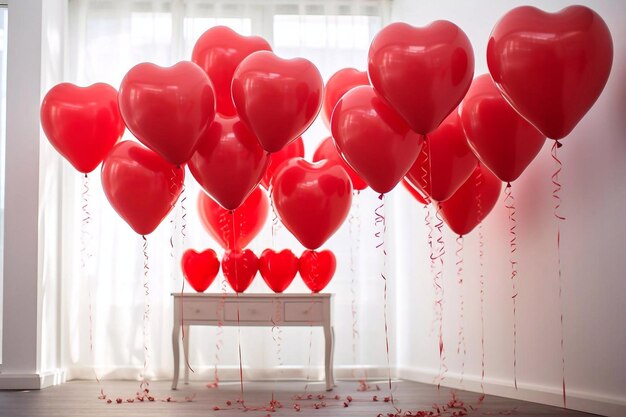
[60, 0, 398, 382]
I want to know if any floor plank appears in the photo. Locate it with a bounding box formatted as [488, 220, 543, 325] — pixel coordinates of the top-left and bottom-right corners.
[0, 380, 597, 416]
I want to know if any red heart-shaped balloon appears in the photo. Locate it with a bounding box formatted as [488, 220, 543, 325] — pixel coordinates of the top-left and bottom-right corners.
[313, 136, 367, 191]
[459, 75, 546, 183]
[487, 6, 613, 139]
[181, 249, 220, 292]
[188, 115, 269, 211]
[299, 250, 336, 293]
[259, 249, 299, 293]
[40, 83, 125, 173]
[272, 158, 352, 250]
[401, 179, 429, 205]
[197, 187, 268, 250]
[232, 51, 323, 153]
[222, 249, 258, 293]
[192, 26, 271, 117]
[101, 141, 184, 235]
[331, 86, 423, 194]
[118, 61, 215, 165]
[437, 164, 502, 236]
[404, 110, 478, 202]
[368, 21, 475, 134]
[322, 68, 369, 128]
[260, 137, 304, 190]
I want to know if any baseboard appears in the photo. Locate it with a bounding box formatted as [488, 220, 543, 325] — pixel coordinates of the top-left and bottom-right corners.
[0, 369, 65, 390]
[398, 366, 626, 417]
[65, 365, 395, 383]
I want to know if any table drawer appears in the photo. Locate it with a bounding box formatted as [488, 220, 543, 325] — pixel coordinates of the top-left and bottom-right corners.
[224, 302, 273, 322]
[284, 301, 323, 322]
[181, 299, 223, 321]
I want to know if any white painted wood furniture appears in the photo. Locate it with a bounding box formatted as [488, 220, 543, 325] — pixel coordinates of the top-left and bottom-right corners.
[171, 293, 335, 391]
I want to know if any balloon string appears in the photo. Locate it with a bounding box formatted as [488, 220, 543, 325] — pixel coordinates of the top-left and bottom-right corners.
[455, 236, 466, 384]
[504, 183, 519, 390]
[349, 191, 363, 384]
[375, 194, 399, 413]
[271, 298, 283, 368]
[82, 174, 107, 400]
[419, 135, 431, 201]
[303, 255, 318, 394]
[551, 141, 567, 408]
[180, 276, 194, 375]
[140, 236, 150, 394]
[270, 187, 281, 247]
[230, 211, 246, 409]
[475, 167, 486, 394]
[433, 210, 447, 389]
[207, 277, 226, 389]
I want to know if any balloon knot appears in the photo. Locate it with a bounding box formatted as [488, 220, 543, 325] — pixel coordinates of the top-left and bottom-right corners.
[556, 140, 563, 149]
[378, 193, 384, 200]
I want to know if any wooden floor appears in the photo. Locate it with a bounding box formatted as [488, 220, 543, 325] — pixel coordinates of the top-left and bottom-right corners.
[0, 379, 597, 416]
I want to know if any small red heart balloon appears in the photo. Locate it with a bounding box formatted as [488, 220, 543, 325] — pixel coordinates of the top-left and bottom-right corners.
[299, 250, 336, 293]
[259, 249, 299, 293]
[368, 21, 475, 134]
[101, 141, 184, 235]
[260, 137, 304, 190]
[401, 179, 429, 205]
[459, 75, 546, 183]
[437, 164, 502, 236]
[272, 158, 352, 250]
[404, 110, 478, 202]
[188, 115, 269, 211]
[331, 85, 423, 194]
[232, 51, 323, 153]
[222, 249, 258, 293]
[322, 68, 369, 128]
[40, 83, 125, 173]
[118, 61, 215, 165]
[487, 6, 613, 139]
[197, 187, 268, 250]
[192, 26, 271, 117]
[313, 136, 367, 191]
[181, 249, 220, 292]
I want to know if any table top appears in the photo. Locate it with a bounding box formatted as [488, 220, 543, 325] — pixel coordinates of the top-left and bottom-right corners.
[171, 292, 333, 299]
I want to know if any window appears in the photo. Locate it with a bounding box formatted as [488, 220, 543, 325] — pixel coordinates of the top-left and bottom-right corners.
[63, 0, 392, 377]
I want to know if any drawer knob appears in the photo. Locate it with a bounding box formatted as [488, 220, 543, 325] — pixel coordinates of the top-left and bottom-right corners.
[195, 309, 201, 314]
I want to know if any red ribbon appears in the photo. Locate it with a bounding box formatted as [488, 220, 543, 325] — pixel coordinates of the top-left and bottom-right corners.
[455, 236, 466, 384]
[504, 183, 519, 390]
[551, 140, 567, 408]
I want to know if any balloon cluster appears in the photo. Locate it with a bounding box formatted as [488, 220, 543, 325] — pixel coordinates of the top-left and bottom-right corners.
[40, 6, 613, 249]
[181, 248, 336, 294]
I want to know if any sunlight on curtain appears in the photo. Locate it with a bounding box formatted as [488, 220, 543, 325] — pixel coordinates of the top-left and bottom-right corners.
[62, 0, 392, 381]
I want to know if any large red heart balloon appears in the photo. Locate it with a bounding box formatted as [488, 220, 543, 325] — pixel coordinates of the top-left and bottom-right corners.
[198, 187, 268, 250]
[188, 115, 269, 211]
[401, 179, 429, 205]
[40, 83, 125, 173]
[331, 86, 423, 194]
[459, 75, 546, 183]
[222, 249, 258, 293]
[299, 250, 336, 293]
[181, 249, 220, 293]
[368, 21, 475, 134]
[118, 61, 215, 165]
[232, 51, 323, 153]
[437, 164, 502, 236]
[487, 6, 613, 140]
[321, 68, 369, 128]
[259, 249, 299, 293]
[313, 136, 367, 191]
[272, 158, 352, 250]
[192, 26, 271, 117]
[101, 141, 184, 235]
[260, 137, 304, 190]
[404, 109, 478, 202]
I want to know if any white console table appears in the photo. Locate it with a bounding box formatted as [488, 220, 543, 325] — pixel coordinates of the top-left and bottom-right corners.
[171, 293, 335, 391]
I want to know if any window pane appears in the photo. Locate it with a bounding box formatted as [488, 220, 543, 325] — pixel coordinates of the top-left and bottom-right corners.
[0, 6, 8, 362]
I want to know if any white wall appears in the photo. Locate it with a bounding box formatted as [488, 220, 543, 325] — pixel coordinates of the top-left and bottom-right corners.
[390, 1, 626, 416]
